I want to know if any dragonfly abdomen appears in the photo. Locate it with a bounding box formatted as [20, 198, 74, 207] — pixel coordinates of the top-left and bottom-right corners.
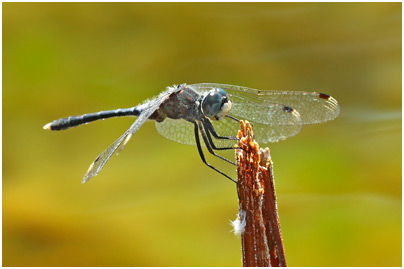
[43, 107, 142, 131]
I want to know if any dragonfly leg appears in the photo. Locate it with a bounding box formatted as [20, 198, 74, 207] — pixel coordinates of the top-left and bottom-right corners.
[198, 121, 236, 166]
[225, 114, 240, 122]
[202, 118, 247, 150]
[202, 121, 240, 151]
[225, 114, 254, 127]
[193, 122, 237, 183]
[203, 118, 238, 141]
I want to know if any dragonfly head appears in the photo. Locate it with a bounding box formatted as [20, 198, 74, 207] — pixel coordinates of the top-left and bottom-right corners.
[201, 88, 232, 121]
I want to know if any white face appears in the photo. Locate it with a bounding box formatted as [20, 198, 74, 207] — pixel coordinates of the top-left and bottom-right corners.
[215, 100, 232, 120]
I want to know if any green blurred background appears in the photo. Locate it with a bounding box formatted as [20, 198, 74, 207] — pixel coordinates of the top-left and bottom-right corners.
[3, 2, 401, 266]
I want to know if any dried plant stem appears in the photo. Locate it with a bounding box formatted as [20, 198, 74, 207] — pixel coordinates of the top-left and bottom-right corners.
[236, 120, 287, 267]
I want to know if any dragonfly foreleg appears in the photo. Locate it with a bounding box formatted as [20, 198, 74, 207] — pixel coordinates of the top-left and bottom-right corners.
[202, 120, 240, 152]
[202, 118, 248, 150]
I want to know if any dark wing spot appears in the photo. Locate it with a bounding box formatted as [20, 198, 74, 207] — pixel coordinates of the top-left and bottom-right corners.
[283, 106, 294, 113]
[318, 93, 331, 100]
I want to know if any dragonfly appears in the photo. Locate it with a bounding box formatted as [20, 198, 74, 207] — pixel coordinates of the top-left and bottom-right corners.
[43, 83, 340, 183]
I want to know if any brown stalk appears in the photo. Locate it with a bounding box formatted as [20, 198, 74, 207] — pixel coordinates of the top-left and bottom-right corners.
[235, 120, 287, 267]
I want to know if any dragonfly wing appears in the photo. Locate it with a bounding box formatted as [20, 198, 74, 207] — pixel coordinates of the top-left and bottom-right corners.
[82, 123, 136, 183]
[155, 118, 196, 145]
[190, 83, 340, 125]
[82, 86, 180, 183]
[119, 86, 181, 150]
[154, 107, 301, 147]
[213, 102, 303, 143]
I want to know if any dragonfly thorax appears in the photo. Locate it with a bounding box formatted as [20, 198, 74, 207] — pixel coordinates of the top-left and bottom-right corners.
[201, 88, 232, 121]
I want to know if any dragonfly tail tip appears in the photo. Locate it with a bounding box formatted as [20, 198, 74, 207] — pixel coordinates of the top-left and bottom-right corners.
[43, 123, 52, 130]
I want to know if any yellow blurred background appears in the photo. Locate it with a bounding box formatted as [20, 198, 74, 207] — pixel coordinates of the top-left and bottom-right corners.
[3, 3, 401, 266]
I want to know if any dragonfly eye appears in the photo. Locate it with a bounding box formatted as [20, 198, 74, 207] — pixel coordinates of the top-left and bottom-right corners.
[202, 88, 232, 120]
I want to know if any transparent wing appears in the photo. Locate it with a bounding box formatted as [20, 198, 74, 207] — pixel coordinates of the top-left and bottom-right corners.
[155, 118, 195, 145]
[82, 122, 137, 183]
[82, 86, 179, 183]
[190, 83, 340, 125]
[211, 103, 303, 143]
[155, 102, 302, 145]
[155, 117, 236, 148]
